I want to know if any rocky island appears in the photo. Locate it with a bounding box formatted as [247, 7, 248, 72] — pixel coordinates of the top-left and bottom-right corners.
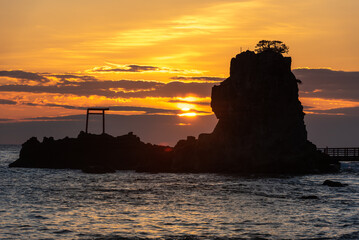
[9, 45, 339, 174]
[172, 50, 338, 174]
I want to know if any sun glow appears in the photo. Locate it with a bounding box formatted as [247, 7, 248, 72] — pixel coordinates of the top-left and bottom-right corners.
[178, 96, 199, 102]
[178, 100, 198, 117]
[178, 112, 197, 117]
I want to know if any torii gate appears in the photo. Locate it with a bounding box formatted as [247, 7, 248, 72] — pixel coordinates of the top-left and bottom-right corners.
[85, 108, 109, 134]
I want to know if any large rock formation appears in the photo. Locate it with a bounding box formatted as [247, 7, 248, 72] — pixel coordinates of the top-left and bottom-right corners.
[172, 50, 339, 174]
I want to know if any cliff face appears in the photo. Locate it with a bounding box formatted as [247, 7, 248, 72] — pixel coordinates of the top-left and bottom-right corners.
[172, 51, 338, 174]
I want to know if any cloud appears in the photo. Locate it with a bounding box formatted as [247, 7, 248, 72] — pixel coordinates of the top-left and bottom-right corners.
[0, 70, 99, 85]
[0, 80, 214, 98]
[93, 64, 160, 73]
[88, 63, 203, 75]
[6, 68, 359, 118]
[294, 69, 359, 101]
[305, 106, 359, 116]
[2, 68, 358, 111]
[109, 106, 178, 114]
[49, 74, 97, 82]
[0, 70, 49, 83]
[23, 102, 87, 110]
[104, 106, 209, 114]
[170, 76, 226, 82]
[0, 118, 13, 122]
[0, 80, 158, 96]
[21, 102, 211, 115]
[0, 99, 17, 105]
[167, 99, 210, 106]
[24, 114, 85, 121]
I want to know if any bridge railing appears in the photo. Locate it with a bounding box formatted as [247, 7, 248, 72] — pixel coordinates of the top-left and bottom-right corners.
[317, 147, 359, 161]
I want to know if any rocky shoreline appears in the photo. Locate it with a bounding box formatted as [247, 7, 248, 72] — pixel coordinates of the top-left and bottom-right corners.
[9, 131, 174, 173]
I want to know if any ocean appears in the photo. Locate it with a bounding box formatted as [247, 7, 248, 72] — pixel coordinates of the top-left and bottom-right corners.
[0, 144, 358, 240]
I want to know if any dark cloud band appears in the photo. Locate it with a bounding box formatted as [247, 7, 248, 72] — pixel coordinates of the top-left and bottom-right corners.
[0, 80, 213, 98]
[170, 76, 226, 82]
[295, 69, 359, 101]
[0, 99, 17, 105]
[94, 64, 159, 72]
[0, 70, 49, 83]
[21, 102, 211, 115]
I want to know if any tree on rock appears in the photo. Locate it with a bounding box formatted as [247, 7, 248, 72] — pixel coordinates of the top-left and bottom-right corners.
[254, 40, 289, 54]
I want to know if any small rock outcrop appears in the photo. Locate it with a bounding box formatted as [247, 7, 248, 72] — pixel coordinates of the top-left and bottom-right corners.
[9, 131, 173, 172]
[323, 180, 347, 187]
[171, 50, 339, 174]
[300, 195, 319, 200]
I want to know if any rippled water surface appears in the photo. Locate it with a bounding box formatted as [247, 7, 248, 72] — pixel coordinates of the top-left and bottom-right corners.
[1, 144, 359, 239]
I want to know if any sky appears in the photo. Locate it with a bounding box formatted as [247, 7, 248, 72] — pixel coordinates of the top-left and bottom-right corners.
[0, 0, 359, 146]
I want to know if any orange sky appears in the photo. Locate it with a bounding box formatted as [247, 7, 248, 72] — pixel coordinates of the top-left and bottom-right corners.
[0, 0, 359, 145]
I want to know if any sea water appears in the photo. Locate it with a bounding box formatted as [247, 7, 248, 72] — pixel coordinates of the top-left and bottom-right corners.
[0, 144, 358, 240]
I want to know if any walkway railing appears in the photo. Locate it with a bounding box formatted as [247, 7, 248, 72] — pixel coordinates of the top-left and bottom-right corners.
[317, 147, 359, 161]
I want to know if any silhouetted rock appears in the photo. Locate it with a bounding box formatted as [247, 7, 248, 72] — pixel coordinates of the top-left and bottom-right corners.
[323, 180, 347, 187]
[172, 51, 339, 174]
[300, 195, 319, 200]
[9, 131, 173, 172]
